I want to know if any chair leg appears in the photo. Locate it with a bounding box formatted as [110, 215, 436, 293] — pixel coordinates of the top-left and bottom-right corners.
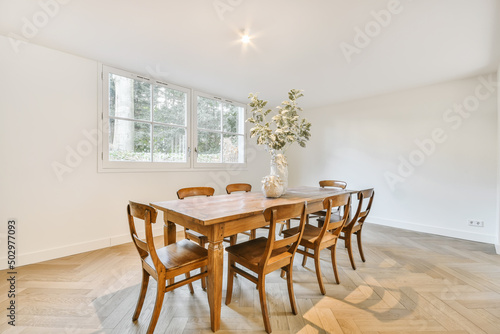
[285, 265, 298, 315]
[225, 258, 235, 305]
[330, 243, 340, 284]
[345, 233, 356, 270]
[313, 250, 326, 295]
[257, 275, 272, 333]
[356, 230, 366, 262]
[250, 229, 256, 240]
[132, 269, 150, 321]
[185, 271, 194, 294]
[146, 277, 166, 334]
[230, 234, 237, 246]
[302, 246, 308, 266]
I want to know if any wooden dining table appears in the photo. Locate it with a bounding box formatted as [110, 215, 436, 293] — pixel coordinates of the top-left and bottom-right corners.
[151, 186, 353, 332]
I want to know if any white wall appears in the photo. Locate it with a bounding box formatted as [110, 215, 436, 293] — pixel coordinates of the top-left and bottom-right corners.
[288, 74, 498, 244]
[0, 36, 268, 269]
[497, 64, 500, 254]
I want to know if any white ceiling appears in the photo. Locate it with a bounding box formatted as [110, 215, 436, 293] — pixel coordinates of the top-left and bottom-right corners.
[1, 0, 499, 108]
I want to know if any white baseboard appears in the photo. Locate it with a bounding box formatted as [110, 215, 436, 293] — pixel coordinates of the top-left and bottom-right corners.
[495, 244, 500, 254]
[0, 225, 168, 270]
[369, 216, 497, 244]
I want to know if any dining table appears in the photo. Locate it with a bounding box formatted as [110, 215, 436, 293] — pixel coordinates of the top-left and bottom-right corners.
[151, 186, 354, 332]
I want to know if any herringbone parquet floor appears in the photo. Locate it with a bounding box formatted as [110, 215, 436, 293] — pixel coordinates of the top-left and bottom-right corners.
[2, 224, 500, 333]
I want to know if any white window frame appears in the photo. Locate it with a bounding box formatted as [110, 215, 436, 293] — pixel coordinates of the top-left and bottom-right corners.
[97, 64, 247, 172]
[193, 91, 247, 169]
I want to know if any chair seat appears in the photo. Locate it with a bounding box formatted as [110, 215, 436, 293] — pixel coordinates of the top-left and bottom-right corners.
[310, 210, 326, 217]
[185, 229, 208, 241]
[351, 224, 362, 233]
[186, 228, 236, 247]
[311, 208, 342, 218]
[225, 237, 291, 266]
[282, 225, 338, 248]
[145, 239, 208, 270]
[317, 212, 342, 225]
[339, 224, 362, 238]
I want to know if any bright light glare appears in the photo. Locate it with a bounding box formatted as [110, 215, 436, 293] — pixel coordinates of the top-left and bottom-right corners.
[241, 35, 250, 43]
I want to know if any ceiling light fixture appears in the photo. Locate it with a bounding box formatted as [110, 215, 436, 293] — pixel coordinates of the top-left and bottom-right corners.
[240, 29, 251, 44]
[241, 34, 250, 44]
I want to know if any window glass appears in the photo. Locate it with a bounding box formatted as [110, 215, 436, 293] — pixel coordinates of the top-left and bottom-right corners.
[109, 119, 151, 162]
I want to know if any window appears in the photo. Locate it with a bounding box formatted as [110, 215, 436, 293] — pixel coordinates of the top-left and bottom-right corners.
[194, 92, 246, 167]
[99, 66, 246, 171]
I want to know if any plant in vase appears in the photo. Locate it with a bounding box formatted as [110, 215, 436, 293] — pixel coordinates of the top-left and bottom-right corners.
[247, 89, 312, 197]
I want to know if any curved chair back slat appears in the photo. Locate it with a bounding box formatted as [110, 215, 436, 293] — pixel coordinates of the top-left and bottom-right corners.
[319, 180, 347, 189]
[177, 187, 215, 199]
[226, 183, 252, 194]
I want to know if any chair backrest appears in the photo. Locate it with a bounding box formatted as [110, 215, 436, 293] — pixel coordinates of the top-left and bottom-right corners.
[177, 187, 215, 199]
[319, 180, 347, 189]
[226, 183, 252, 194]
[317, 193, 351, 243]
[260, 202, 307, 268]
[346, 188, 374, 230]
[127, 201, 162, 271]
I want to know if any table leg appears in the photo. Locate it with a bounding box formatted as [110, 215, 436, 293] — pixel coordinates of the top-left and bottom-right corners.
[207, 239, 224, 332]
[163, 216, 177, 285]
[163, 216, 177, 247]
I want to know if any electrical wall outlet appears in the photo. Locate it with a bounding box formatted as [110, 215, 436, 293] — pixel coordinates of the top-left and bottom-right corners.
[468, 220, 484, 227]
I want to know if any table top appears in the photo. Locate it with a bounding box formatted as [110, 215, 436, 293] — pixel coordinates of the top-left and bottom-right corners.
[151, 186, 353, 226]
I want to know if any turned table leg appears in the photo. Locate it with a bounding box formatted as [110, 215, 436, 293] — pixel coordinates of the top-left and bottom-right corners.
[207, 238, 224, 332]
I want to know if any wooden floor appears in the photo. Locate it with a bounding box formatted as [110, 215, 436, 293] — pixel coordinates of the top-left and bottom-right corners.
[2, 224, 500, 333]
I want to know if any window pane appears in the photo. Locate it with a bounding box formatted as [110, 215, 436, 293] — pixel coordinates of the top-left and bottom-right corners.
[197, 131, 221, 163]
[223, 103, 244, 134]
[109, 119, 151, 161]
[223, 134, 244, 163]
[109, 74, 151, 121]
[153, 125, 186, 162]
[153, 86, 186, 125]
[197, 96, 221, 131]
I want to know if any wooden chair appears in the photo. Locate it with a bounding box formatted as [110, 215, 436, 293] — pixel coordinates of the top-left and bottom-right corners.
[311, 180, 347, 218]
[302, 180, 347, 266]
[225, 202, 308, 333]
[178, 187, 215, 251]
[127, 201, 208, 334]
[177, 187, 236, 289]
[282, 193, 351, 294]
[226, 183, 256, 240]
[338, 188, 374, 270]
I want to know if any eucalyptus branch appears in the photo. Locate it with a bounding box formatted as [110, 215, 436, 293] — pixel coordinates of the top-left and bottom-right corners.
[247, 89, 311, 152]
